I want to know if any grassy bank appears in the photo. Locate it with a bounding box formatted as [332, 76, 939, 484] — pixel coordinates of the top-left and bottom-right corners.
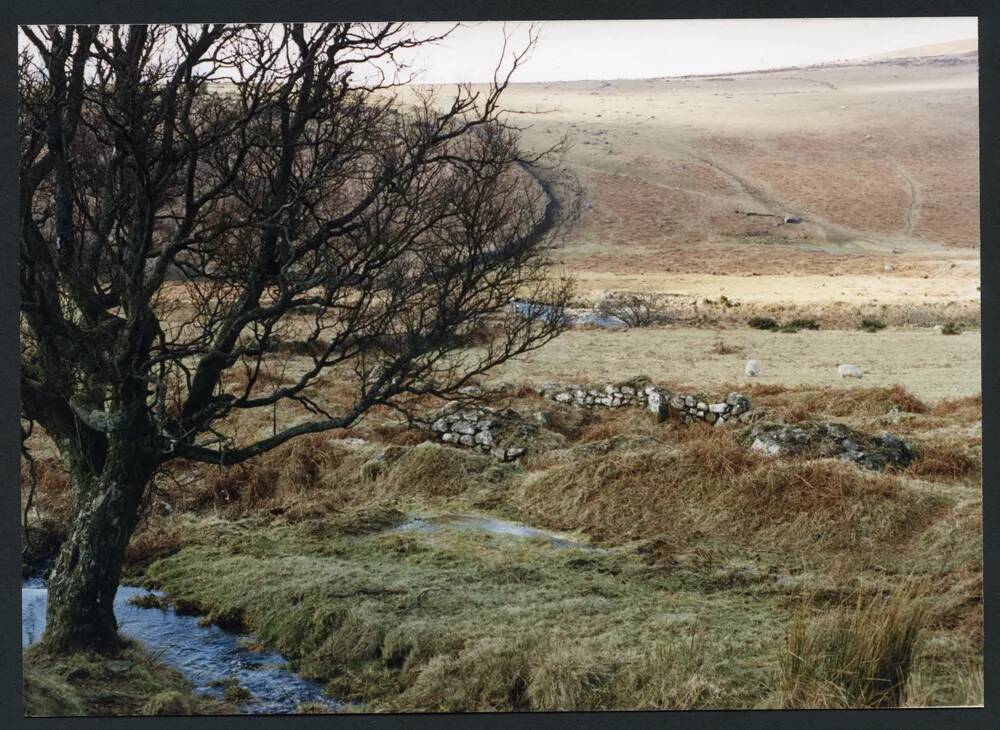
[23, 641, 234, 717]
[23, 383, 983, 712]
[141, 515, 791, 710]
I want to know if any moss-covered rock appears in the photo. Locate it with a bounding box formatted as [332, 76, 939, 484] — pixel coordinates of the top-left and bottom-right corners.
[743, 420, 915, 471]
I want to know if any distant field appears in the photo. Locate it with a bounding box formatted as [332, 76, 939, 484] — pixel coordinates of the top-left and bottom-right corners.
[490, 327, 981, 402]
[476, 52, 980, 304]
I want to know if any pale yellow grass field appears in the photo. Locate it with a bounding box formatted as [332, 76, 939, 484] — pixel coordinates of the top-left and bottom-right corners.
[567, 269, 980, 305]
[488, 327, 980, 402]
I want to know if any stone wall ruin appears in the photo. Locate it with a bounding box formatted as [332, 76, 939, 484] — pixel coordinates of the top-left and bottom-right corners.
[537, 379, 755, 426]
[425, 378, 758, 462]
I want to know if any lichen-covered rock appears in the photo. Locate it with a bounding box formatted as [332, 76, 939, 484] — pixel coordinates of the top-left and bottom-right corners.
[645, 388, 668, 422]
[742, 420, 914, 471]
[726, 392, 752, 415]
[424, 404, 563, 461]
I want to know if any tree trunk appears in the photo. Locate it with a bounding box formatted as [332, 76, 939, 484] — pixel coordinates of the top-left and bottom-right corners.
[40, 459, 154, 653]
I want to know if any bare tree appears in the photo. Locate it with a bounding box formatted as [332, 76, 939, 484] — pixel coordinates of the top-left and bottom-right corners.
[19, 23, 573, 652]
[595, 292, 668, 327]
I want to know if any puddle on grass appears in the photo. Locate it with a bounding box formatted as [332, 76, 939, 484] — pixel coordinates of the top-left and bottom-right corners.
[393, 514, 600, 550]
[22, 576, 339, 715]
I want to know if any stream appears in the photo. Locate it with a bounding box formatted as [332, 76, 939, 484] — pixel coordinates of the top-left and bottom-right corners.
[21, 576, 339, 715]
[22, 513, 595, 714]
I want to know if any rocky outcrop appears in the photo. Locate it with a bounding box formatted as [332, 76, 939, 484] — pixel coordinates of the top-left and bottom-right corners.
[538, 378, 756, 426]
[743, 420, 915, 471]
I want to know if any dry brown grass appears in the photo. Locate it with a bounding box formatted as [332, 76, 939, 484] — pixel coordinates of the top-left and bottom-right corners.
[930, 393, 982, 419]
[21, 456, 74, 521]
[749, 384, 929, 420]
[184, 434, 347, 515]
[780, 582, 928, 708]
[517, 427, 937, 557]
[709, 339, 744, 355]
[574, 407, 667, 445]
[906, 443, 981, 481]
[577, 420, 630, 443]
[377, 443, 514, 500]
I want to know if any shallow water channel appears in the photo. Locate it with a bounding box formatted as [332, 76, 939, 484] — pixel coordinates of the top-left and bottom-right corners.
[21, 576, 338, 714]
[393, 514, 600, 550]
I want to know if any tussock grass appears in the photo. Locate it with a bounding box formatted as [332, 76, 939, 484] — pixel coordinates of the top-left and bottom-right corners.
[709, 339, 744, 355]
[658, 300, 981, 332]
[612, 632, 725, 709]
[378, 443, 518, 499]
[930, 393, 981, 419]
[142, 521, 788, 711]
[23, 662, 86, 717]
[142, 690, 199, 716]
[906, 442, 980, 481]
[517, 430, 936, 556]
[780, 583, 927, 708]
[748, 384, 928, 420]
[574, 407, 668, 446]
[194, 434, 344, 513]
[23, 641, 232, 716]
[748, 316, 780, 331]
[527, 642, 617, 710]
[860, 318, 887, 333]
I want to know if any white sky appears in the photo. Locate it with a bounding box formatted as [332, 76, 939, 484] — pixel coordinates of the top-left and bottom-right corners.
[399, 18, 978, 83]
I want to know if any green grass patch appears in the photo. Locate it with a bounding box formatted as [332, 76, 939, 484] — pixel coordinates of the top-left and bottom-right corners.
[141, 518, 789, 711]
[23, 640, 233, 716]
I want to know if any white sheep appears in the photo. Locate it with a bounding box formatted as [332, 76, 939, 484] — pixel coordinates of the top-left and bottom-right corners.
[837, 364, 863, 379]
[744, 359, 761, 377]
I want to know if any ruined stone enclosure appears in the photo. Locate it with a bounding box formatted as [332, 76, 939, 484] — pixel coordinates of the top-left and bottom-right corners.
[426, 378, 757, 462]
[537, 378, 755, 426]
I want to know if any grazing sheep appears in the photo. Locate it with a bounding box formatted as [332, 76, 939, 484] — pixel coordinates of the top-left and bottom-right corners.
[838, 364, 863, 379]
[744, 359, 761, 377]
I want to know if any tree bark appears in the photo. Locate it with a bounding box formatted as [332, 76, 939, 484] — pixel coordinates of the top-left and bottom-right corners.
[40, 458, 154, 653]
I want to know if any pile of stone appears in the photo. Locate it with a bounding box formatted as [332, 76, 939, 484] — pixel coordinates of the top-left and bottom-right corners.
[537, 379, 755, 426]
[744, 420, 915, 471]
[429, 403, 531, 461]
[667, 392, 754, 425]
